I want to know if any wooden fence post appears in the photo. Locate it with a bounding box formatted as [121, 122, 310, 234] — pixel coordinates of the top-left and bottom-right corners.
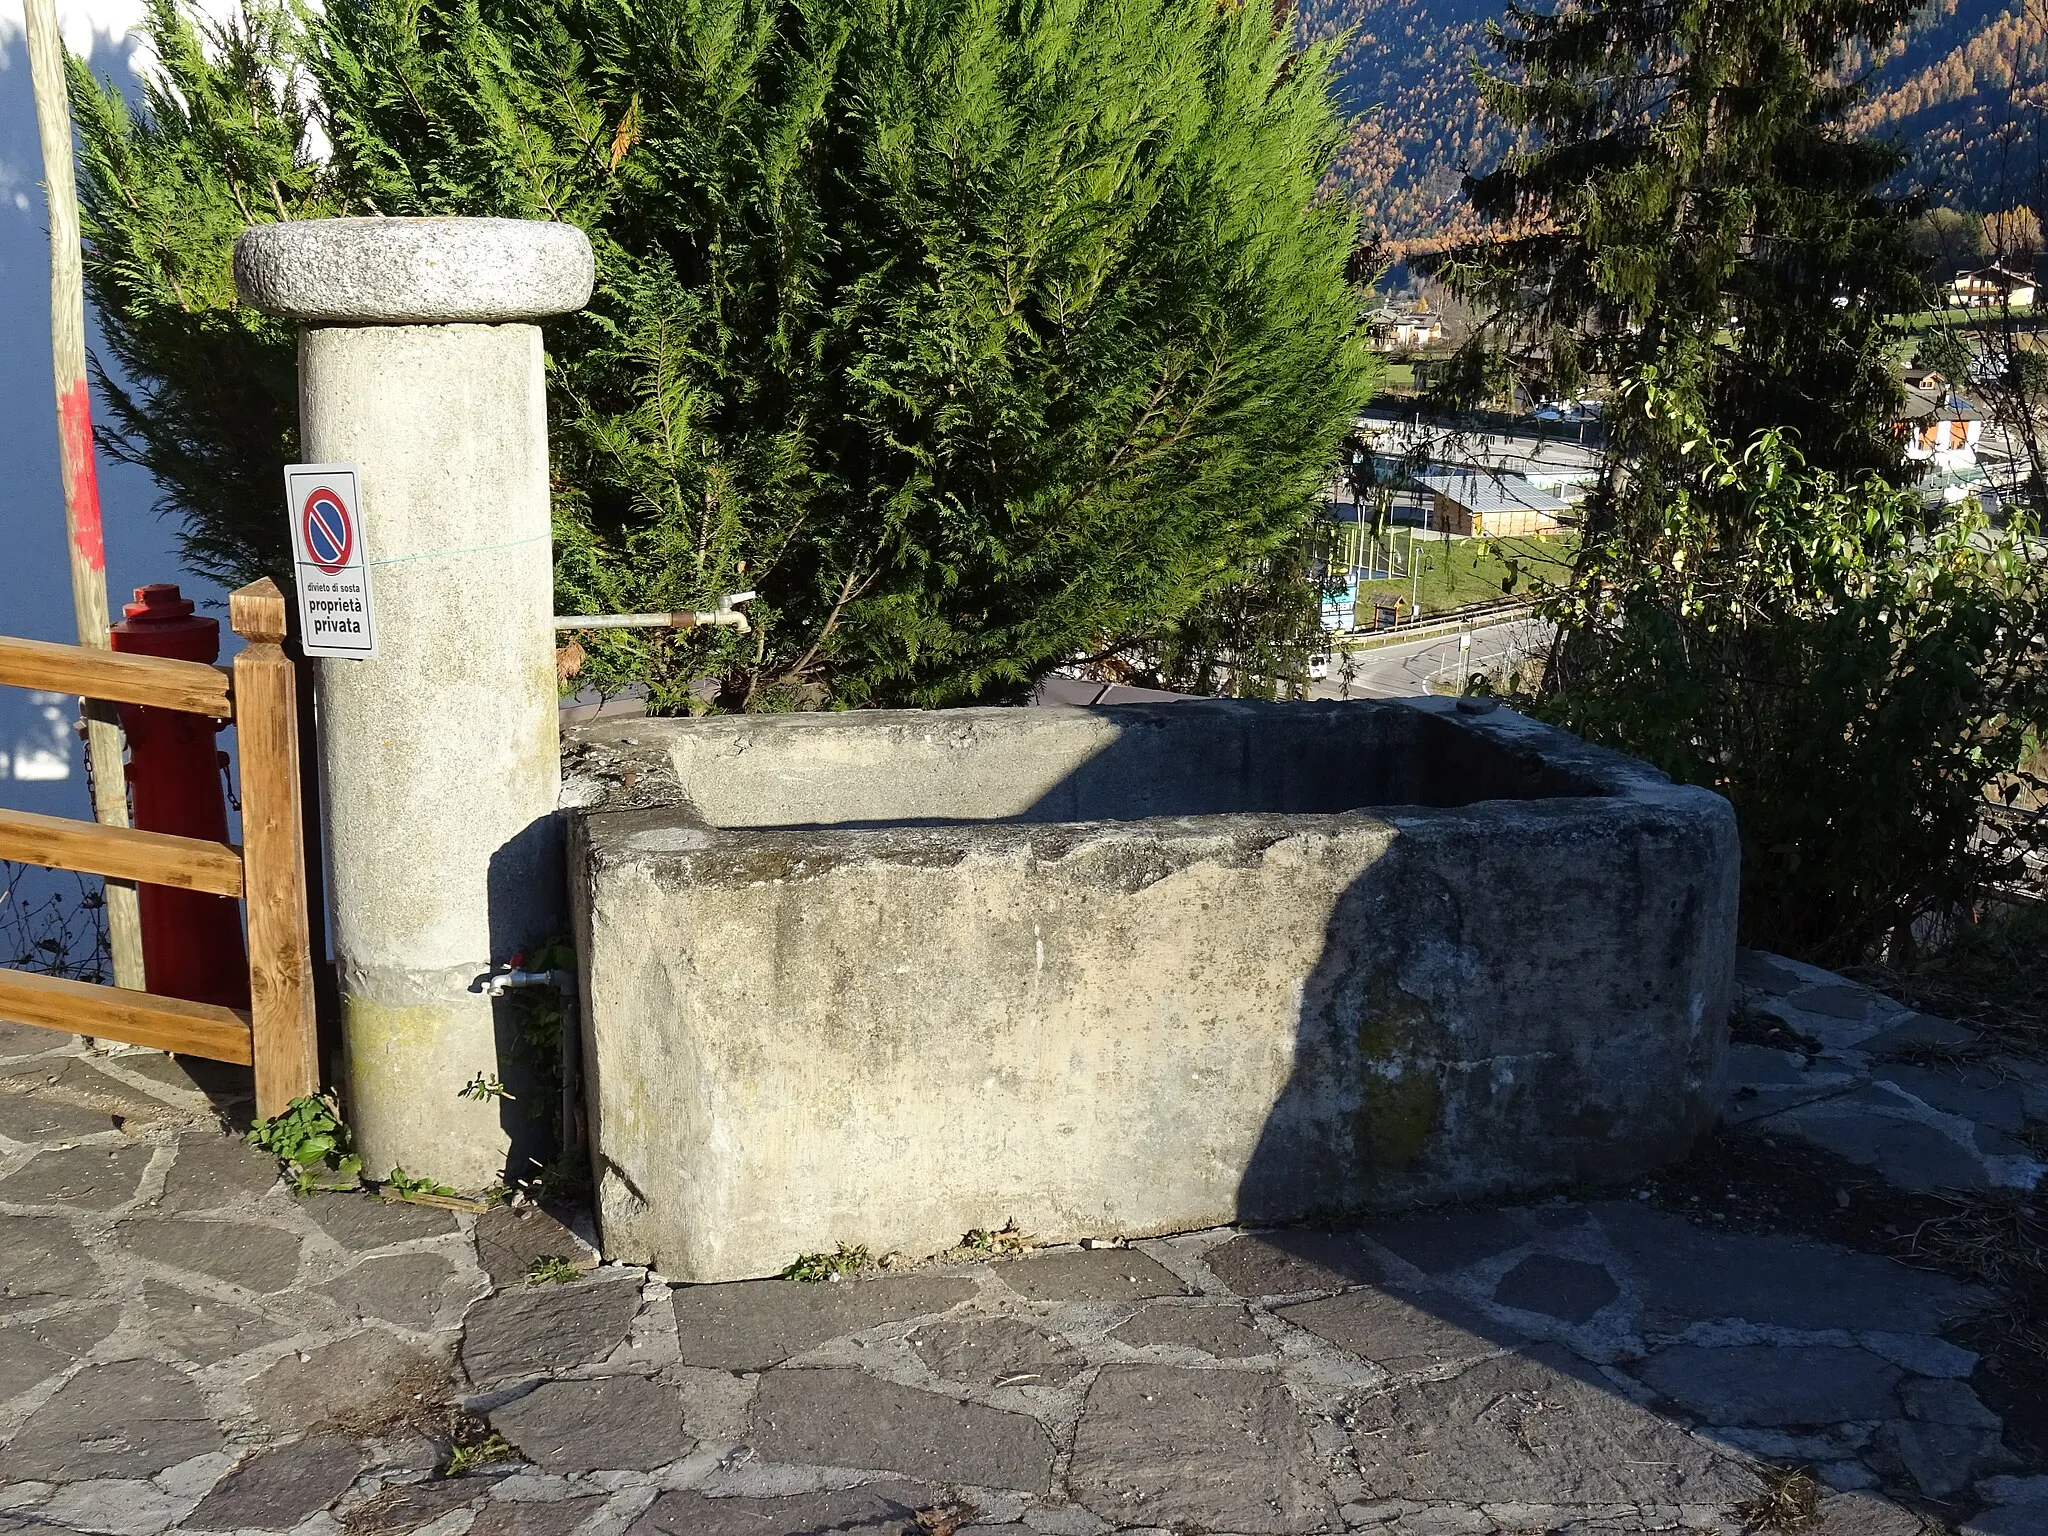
[231, 579, 318, 1119]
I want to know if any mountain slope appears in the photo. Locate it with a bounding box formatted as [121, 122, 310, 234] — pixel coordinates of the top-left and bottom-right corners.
[1851, 0, 2048, 212]
[1309, 0, 2046, 247]
[1300, 0, 1502, 250]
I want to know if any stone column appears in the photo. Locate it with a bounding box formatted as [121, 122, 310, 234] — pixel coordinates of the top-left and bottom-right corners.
[235, 218, 593, 1190]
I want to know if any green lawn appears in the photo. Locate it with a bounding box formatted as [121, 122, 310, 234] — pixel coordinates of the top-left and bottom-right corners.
[1340, 531, 1574, 619]
[1900, 304, 2037, 339]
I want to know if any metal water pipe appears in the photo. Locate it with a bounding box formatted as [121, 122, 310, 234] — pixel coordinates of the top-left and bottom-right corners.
[555, 592, 755, 633]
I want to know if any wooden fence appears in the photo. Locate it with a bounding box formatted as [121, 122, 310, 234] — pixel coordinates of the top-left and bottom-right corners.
[0, 578, 318, 1118]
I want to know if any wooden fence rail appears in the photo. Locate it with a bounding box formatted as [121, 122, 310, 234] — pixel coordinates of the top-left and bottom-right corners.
[0, 808, 244, 897]
[0, 634, 232, 716]
[0, 578, 317, 1117]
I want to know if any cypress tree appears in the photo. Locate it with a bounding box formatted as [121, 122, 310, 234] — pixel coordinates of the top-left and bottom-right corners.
[72, 0, 1376, 708]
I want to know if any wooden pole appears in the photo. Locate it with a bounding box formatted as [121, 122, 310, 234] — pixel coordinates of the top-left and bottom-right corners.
[23, 0, 145, 993]
[231, 580, 319, 1119]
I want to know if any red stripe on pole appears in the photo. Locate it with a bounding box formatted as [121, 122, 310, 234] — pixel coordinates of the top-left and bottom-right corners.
[56, 378, 104, 574]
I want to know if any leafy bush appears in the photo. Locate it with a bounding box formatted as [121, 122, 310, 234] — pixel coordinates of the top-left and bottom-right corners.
[1527, 379, 2048, 964]
[73, 0, 1375, 710]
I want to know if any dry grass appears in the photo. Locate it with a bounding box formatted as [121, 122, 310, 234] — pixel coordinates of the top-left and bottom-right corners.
[1643, 1124, 2048, 1466]
[1734, 1465, 1825, 1531]
[1726, 1001, 1822, 1057]
[914, 1502, 977, 1536]
[1892, 1186, 2048, 1443]
[1846, 899, 2048, 1062]
[1970, 1291, 2048, 1365]
[1895, 1188, 2048, 1296]
[320, 1358, 514, 1477]
[2020, 1121, 2048, 1163]
[323, 1359, 458, 1440]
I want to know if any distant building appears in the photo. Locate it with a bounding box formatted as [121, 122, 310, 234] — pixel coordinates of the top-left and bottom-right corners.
[1949, 266, 2037, 309]
[1897, 385, 1986, 475]
[1366, 305, 1444, 352]
[1416, 472, 1569, 537]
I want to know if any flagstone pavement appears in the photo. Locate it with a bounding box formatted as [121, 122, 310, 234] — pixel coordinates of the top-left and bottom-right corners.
[0, 952, 2043, 1536]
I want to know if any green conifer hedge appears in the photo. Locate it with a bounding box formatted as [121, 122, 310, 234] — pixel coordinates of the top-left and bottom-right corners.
[74, 0, 1376, 708]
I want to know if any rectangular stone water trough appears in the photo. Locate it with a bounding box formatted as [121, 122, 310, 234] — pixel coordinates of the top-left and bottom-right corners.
[563, 698, 1738, 1283]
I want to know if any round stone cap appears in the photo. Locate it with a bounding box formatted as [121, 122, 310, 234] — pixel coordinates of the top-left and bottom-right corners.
[234, 217, 595, 325]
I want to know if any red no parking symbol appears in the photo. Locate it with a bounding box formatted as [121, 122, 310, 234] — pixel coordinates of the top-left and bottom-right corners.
[301, 487, 354, 572]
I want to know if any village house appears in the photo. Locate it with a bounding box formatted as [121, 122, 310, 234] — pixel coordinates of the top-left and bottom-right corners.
[1897, 383, 1986, 474]
[1366, 303, 1444, 352]
[1949, 264, 2037, 309]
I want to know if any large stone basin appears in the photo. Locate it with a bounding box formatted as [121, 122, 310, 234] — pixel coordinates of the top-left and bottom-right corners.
[564, 697, 1737, 1282]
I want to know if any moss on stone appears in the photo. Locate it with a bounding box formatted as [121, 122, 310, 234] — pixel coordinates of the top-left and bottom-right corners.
[1353, 988, 1444, 1174]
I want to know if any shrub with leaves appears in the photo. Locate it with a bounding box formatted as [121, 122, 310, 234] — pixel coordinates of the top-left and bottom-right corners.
[69, 0, 338, 586]
[1528, 378, 2048, 964]
[73, 0, 1375, 708]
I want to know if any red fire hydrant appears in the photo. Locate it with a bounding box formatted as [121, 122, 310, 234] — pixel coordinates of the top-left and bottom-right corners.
[109, 584, 250, 1009]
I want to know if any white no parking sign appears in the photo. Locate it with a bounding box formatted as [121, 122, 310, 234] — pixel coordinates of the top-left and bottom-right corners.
[285, 463, 378, 659]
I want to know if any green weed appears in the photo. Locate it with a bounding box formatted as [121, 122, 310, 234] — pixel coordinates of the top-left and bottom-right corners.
[957, 1220, 1031, 1256]
[384, 1167, 460, 1201]
[248, 1094, 362, 1194]
[444, 1431, 515, 1475]
[523, 1256, 581, 1286]
[782, 1242, 872, 1282]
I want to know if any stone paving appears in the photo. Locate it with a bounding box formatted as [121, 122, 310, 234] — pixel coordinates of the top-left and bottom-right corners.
[0, 954, 2042, 1536]
[1728, 953, 2048, 1195]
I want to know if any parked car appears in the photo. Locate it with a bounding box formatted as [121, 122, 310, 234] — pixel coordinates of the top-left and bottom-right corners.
[1531, 397, 1605, 423]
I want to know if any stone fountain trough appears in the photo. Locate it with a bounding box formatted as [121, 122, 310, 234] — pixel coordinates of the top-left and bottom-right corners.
[563, 697, 1737, 1283]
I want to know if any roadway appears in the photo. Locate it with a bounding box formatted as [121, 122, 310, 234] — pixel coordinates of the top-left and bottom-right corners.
[1309, 612, 1553, 700]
